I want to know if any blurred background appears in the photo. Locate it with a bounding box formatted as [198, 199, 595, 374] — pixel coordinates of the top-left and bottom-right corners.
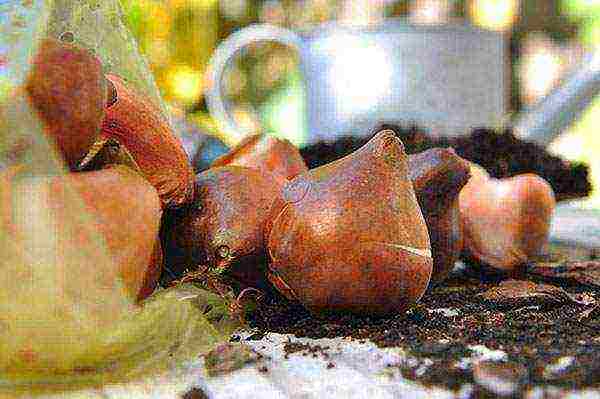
[119, 0, 599, 203]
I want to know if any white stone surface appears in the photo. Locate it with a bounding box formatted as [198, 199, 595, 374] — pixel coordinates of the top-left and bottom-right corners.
[30, 331, 600, 398]
[550, 202, 600, 248]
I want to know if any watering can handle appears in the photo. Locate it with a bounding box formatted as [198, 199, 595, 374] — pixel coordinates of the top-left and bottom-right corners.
[512, 50, 600, 147]
[205, 24, 302, 139]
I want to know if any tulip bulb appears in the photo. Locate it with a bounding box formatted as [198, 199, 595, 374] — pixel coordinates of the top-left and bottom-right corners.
[266, 130, 432, 316]
[212, 133, 308, 184]
[459, 163, 556, 273]
[408, 148, 471, 284]
[163, 166, 284, 287]
[25, 38, 107, 169]
[0, 165, 162, 301]
[101, 75, 195, 209]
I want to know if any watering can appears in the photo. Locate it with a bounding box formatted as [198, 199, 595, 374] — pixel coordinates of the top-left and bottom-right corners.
[206, 20, 600, 146]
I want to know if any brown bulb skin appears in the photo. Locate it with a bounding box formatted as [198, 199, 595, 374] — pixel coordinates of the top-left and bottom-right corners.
[267, 130, 432, 316]
[0, 165, 162, 302]
[459, 164, 556, 273]
[211, 133, 308, 183]
[408, 148, 471, 284]
[101, 74, 194, 209]
[25, 38, 107, 169]
[162, 166, 284, 285]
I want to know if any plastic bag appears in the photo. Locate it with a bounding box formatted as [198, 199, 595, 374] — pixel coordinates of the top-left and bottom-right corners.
[0, 0, 236, 391]
[46, 0, 167, 116]
[1, 284, 238, 389]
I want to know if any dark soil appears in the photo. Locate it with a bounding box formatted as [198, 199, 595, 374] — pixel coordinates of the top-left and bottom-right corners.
[181, 387, 209, 399]
[300, 125, 592, 202]
[282, 341, 331, 360]
[246, 246, 600, 393]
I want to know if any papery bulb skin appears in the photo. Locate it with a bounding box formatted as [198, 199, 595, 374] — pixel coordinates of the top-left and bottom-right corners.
[408, 148, 471, 284]
[267, 130, 432, 316]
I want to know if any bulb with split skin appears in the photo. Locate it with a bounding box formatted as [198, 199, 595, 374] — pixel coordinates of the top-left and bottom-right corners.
[408, 148, 471, 284]
[266, 130, 432, 316]
[162, 166, 284, 289]
[459, 163, 556, 274]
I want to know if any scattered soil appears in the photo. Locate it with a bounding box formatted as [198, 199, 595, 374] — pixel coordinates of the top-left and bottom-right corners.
[282, 341, 331, 360]
[246, 246, 600, 393]
[181, 387, 209, 399]
[257, 365, 269, 373]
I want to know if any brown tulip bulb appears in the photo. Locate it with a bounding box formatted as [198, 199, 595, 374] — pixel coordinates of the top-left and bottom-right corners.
[459, 163, 556, 273]
[58, 166, 163, 301]
[0, 165, 162, 302]
[408, 148, 471, 284]
[101, 74, 194, 209]
[266, 130, 432, 316]
[25, 38, 107, 169]
[163, 166, 284, 286]
[211, 133, 308, 183]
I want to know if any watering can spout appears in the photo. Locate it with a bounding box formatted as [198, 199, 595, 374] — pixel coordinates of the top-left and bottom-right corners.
[512, 50, 600, 147]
